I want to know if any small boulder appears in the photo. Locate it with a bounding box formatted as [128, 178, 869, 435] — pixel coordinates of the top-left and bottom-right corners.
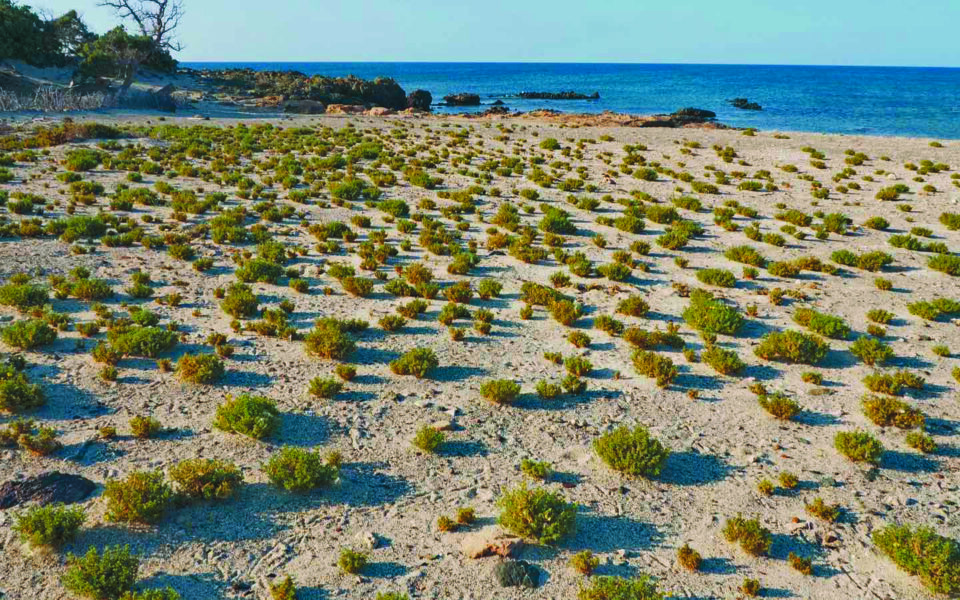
[493, 560, 539, 588]
[406, 89, 433, 111]
[0, 472, 96, 509]
[283, 99, 325, 114]
[461, 527, 522, 559]
[325, 104, 366, 114]
[443, 93, 481, 106]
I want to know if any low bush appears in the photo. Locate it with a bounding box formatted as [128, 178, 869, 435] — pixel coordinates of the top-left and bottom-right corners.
[834, 430, 883, 463]
[696, 268, 736, 287]
[632, 350, 677, 387]
[701, 346, 744, 375]
[792, 308, 850, 339]
[338, 549, 368, 574]
[616, 295, 649, 317]
[103, 470, 172, 524]
[758, 392, 801, 421]
[304, 321, 356, 360]
[594, 425, 669, 478]
[754, 330, 828, 364]
[214, 394, 280, 439]
[677, 543, 702, 571]
[2, 319, 57, 350]
[805, 497, 840, 522]
[389, 347, 438, 378]
[480, 379, 521, 404]
[723, 515, 772, 556]
[412, 424, 445, 453]
[62, 545, 139, 600]
[862, 395, 924, 429]
[110, 327, 178, 358]
[176, 353, 224, 384]
[13, 503, 85, 548]
[682, 290, 743, 335]
[169, 458, 243, 502]
[221, 283, 259, 318]
[577, 576, 665, 600]
[264, 447, 339, 492]
[872, 524, 960, 594]
[129, 416, 162, 439]
[497, 482, 577, 545]
[850, 336, 894, 366]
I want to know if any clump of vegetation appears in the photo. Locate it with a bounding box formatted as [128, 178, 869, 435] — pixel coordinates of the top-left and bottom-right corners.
[13, 503, 85, 549]
[412, 424, 445, 453]
[214, 394, 280, 440]
[682, 290, 743, 335]
[850, 336, 894, 366]
[754, 330, 828, 364]
[129, 416, 163, 439]
[577, 575, 665, 600]
[805, 497, 841, 522]
[834, 430, 884, 463]
[176, 353, 224, 384]
[389, 347, 438, 378]
[862, 395, 924, 429]
[632, 350, 677, 387]
[338, 548, 368, 574]
[497, 482, 577, 545]
[264, 447, 339, 492]
[677, 543, 702, 571]
[480, 379, 521, 404]
[308, 376, 343, 399]
[723, 515, 772, 556]
[103, 470, 172, 524]
[570, 550, 600, 575]
[62, 545, 140, 600]
[593, 425, 669, 478]
[2, 319, 57, 350]
[872, 524, 960, 594]
[169, 458, 243, 502]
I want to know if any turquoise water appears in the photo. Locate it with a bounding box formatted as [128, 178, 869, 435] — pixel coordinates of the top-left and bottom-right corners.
[183, 62, 960, 139]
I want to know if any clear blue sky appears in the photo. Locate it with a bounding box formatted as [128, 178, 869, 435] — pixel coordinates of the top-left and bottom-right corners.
[30, 0, 960, 66]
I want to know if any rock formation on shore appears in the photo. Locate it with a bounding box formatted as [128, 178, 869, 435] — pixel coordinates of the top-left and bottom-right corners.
[443, 93, 481, 106]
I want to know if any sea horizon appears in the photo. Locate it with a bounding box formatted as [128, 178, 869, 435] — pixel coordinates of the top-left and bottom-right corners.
[181, 61, 960, 139]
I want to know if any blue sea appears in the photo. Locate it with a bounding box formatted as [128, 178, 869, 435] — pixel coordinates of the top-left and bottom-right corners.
[182, 62, 960, 139]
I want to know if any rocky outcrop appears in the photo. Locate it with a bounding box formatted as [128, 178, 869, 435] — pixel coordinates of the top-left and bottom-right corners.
[199, 69, 409, 110]
[518, 91, 599, 100]
[0, 472, 96, 508]
[461, 527, 523, 558]
[325, 104, 367, 115]
[729, 97, 762, 110]
[493, 560, 539, 588]
[443, 93, 481, 106]
[407, 89, 432, 111]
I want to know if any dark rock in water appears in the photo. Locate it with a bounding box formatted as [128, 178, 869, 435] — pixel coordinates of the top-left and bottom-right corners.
[672, 107, 716, 119]
[729, 97, 762, 110]
[494, 560, 539, 588]
[443, 93, 481, 106]
[407, 89, 433, 111]
[482, 106, 511, 116]
[283, 99, 325, 114]
[519, 91, 600, 100]
[0, 472, 96, 509]
[492, 99, 505, 106]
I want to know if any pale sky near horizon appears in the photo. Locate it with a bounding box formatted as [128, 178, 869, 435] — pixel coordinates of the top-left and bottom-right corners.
[28, 0, 960, 67]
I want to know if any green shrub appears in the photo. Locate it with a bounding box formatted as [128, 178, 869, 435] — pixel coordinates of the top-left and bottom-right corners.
[682, 290, 743, 335]
[805, 497, 840, 522]
[724, 245, 766, 267]
[616, 295, 649, 317]
[480, 379, 521, 404]
[594, 425, 669, 478]
[565, 356, 593, 377]
[221, 283, 259, 318]
[214, 394, 280, 439]
[632, 350, 677, 387]
[577, 575, 665, 600]
[304, 321, 356, 360]
[723, 515, 772, 556]
[176, 353, 224, 384]
[754, 330, 828, 364]
[412, 424, 445, 453]
[0, 282, 48, 311]
[850, 336, 894, 366]
[235, 258, 283, 284]
[792, 308, 850, 339]
[872, 524, 960, 594]
[110, 327, 178, 357]
[862, 395, 924, 429]
[696, 268, 736, 287]
[497, 482, 576, 545]
[550, 299, 581, 326]
[390, 347, 438, 378]
[62, 545, 139, 600]
[2, 319, 57, 350]
[906, 431, 937, 453]
[270, 576, 297, 600]
[758, 392, 801, 421]
[338, 548, 368, 574]
[169, 458, 243, 502]
[929, 253, 960, 276]
[14, 503, 85, 548]
[570, 550, 600, 576]
[834, 430, 883, 463]
[104, 470, 172, 524]
[308, 376, 343, 399]
[129, 416, 162, 439]
[341, 276, 375, 297]
[701, 346, 744, 375]
[264, 447, 339, 492]
[867, 308, 894, 324]
[520, 459, 551, 480]
[0, 366, 45, 413]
